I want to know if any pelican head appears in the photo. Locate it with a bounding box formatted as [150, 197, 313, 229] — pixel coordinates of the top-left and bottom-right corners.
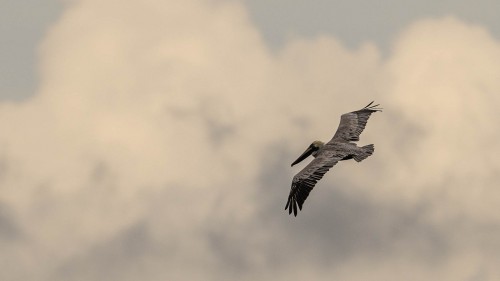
[291, 140, 325, 167]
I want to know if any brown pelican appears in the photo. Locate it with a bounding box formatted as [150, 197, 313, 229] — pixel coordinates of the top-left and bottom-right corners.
[285, 101, 382, 216]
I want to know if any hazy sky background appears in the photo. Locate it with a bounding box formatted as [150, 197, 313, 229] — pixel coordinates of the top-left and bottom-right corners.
[1, 0, 500, 280]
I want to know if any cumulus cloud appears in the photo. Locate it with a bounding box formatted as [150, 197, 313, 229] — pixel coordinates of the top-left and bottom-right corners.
[1, 0, 500, 280]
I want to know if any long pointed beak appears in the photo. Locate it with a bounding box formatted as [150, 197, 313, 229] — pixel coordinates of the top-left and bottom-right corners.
[291, 146, 314, 167]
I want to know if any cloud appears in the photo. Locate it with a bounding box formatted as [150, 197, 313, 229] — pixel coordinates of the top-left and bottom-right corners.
[1, 0, 500, 280]
[375, 18, 500, 226]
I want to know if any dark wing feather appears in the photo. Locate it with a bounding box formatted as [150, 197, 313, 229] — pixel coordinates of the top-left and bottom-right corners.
[285, 150, 346, 216]
[331, 101, 382, 142]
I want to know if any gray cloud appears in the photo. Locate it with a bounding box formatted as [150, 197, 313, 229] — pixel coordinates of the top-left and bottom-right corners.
[0, 203, 22, 241]
[51, 222, 163, 281]
[254, 143, 449, 263]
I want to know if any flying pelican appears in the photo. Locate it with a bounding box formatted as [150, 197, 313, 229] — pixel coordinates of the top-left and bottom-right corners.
[285, 101, 382, 216]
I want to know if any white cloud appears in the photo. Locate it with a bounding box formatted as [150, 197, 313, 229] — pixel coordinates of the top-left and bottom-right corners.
[1, 1, 500, 280]
[382, 17, 500, 221]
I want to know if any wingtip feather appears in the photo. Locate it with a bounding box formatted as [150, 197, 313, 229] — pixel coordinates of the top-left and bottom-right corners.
[364, 101, 383, 112]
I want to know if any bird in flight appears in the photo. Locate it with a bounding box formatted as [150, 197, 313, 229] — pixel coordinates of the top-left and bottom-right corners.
[285, 101, 382, 216]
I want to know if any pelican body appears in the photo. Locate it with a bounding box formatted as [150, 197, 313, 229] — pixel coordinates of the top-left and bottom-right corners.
[285, 101, 382, 216]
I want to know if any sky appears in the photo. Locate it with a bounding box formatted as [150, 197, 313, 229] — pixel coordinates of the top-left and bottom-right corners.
[1, 0, 500, 280]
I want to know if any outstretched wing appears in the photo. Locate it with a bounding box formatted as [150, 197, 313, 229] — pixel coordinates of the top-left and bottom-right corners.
[285, 149, 347, 216]
[331, 101, 382, 142]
